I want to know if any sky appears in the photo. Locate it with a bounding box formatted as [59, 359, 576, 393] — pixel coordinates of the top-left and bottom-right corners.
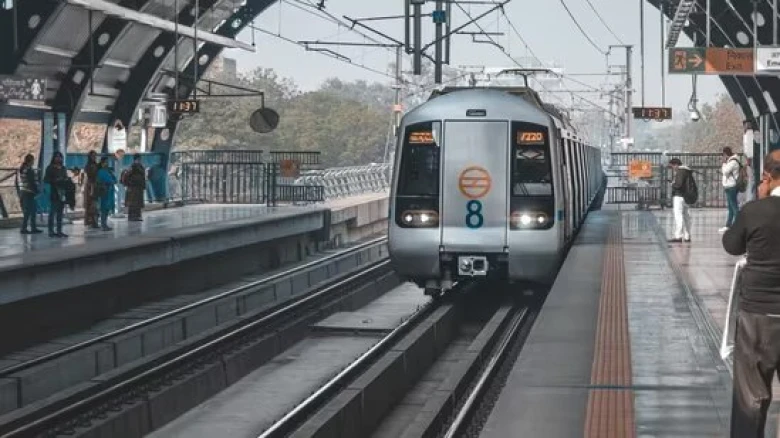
[221, 0, 725, 121]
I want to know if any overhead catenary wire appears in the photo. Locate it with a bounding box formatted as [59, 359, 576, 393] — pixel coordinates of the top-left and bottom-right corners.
[453, 2, 570, 107]
[582, 0, 624, 44]
[250, 24, 400, 82]
[557, 0, 608, 55]
[497, 4, 615, 99]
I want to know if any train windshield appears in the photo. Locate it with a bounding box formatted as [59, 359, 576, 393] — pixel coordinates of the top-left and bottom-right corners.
[511, 122, 552, 197]
[397, 122, 441, 197]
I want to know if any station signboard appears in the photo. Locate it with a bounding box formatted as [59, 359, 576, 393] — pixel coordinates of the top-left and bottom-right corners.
[629, 160, 653, 179]
[669, 47, 754, 75]
[0, 76, 46, 101]
[756, 46, 780, 73]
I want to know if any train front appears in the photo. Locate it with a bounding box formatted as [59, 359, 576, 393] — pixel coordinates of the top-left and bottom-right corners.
[388, 90, 562, 295]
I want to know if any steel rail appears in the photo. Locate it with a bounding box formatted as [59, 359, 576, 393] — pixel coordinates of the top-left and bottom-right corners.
[256, 293, 455, 438]
[1, 259, 393, 437]
[443, 305, 530, 438]
[0, 236, 386, 378]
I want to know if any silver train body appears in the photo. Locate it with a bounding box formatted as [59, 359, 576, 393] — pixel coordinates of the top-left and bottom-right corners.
[388, 87, 605, 294]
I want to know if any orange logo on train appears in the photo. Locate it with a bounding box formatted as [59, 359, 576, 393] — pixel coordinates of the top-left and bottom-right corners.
[458, 166, 492, 200]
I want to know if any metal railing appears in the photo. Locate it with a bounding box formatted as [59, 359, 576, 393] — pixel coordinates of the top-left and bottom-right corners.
[0, 168, 19, 218]
[606, 152, 739, 208]
[294, 164, 391, 200]
[0, 157, 391, 220]
[720, 256, 746, 375]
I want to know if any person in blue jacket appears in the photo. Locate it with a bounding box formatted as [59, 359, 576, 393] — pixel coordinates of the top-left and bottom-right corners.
[96, 157, 116, 231]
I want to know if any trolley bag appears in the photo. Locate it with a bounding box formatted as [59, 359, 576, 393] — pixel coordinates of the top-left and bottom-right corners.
[721, 257, 747, 367]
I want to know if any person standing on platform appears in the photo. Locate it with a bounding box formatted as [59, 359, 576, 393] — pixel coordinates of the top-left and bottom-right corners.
[18, 154, 42, 235]
[83, 150, 100, 229]
[43, 152, 69, 238]
[723, 150, 780, 437]
[668, 158, 694, 243]
[124, 154, 146, 222]
[96, 157, 115, 231]
[720, 147, 743, 233]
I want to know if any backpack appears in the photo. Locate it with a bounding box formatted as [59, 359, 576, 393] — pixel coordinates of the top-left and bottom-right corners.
[120, 169, 130, 186]
[733, 158, 748, 193]
[682, 169, 698, 205]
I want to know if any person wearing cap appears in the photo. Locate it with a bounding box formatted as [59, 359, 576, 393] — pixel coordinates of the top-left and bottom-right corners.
[124, 154, 146, 221]
[723, 150, 780, 437]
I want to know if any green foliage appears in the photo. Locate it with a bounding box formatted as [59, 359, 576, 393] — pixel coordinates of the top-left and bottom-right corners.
[175, 64, 392, 167]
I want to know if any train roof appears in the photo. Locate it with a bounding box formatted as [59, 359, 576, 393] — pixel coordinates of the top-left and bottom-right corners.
[429, 86, 574, 131]
[430, 86, 545, 108]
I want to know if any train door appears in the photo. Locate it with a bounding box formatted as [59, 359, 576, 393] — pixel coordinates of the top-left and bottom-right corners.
[440, 121, 508, 253]
[564, 138, 575, 241]
[560, 138, 572, 242]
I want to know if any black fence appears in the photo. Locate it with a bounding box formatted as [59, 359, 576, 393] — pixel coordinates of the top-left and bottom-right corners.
[606, 152, 740, 209]
[0, 168, 17, 218]
[169, 150, 325, 206]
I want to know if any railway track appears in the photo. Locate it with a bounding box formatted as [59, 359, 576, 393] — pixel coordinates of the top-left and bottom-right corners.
[0, 237, 393, 437]
[253, 283, 544, 438]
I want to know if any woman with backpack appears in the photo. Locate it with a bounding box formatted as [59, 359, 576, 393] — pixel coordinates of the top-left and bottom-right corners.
[721, 147, 746, 233]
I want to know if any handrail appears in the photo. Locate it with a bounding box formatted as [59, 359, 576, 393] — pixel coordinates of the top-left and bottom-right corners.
[720, 256, 747, 372]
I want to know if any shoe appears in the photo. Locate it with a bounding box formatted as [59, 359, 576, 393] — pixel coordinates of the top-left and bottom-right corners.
[31, 229, 43, 234]
[668, 238, 683, 243]
[20, 229, 30, 234]
[684, 238, 692, 243]
[48, 232, 57, 238]
[101, 226, 112, 231]
[57, 232, 68, 238]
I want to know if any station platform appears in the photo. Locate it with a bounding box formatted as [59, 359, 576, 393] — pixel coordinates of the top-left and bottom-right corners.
[0, 193, 388, 302]
[480, 207, 746, 438]
[0, 193, 388, 354]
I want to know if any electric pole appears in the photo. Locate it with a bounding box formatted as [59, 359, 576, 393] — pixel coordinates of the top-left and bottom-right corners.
[394, 45, 403, 135]
[609, 44, 634, 148]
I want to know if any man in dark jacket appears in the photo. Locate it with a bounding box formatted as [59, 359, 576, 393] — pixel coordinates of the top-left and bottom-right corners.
[723, 150, 780, 437]
[125, 154, 146, 221]
[668, 158, 693, 242]
[18, 154, 42, 234]
[43, 152, 69, 238]
[83, 150, 100, 229]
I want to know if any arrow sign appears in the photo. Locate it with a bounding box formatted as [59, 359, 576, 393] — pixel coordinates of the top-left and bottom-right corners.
[689, 52, 704, 68]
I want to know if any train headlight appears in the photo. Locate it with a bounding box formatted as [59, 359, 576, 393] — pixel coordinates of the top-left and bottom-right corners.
[510, 211, 549, 230]
[400, 210, 439, 228]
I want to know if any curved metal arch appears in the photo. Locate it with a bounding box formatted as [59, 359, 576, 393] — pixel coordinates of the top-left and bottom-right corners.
[647, 0, 763, 125]
[104, 0, 226, 152]
[52, 0, 158, 130]
[149, 0, 279, 154]
[0, 2, 64, 75]
[704, 0, 774, 121]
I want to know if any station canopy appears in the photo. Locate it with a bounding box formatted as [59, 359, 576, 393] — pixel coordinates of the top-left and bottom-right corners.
[0, 0, 779, 143]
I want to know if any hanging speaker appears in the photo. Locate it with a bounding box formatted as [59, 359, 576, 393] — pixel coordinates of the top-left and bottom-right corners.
[250, 107, 280, 133]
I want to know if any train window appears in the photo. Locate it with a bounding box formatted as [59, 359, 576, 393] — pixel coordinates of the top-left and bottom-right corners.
[397, 121, 441, 197]
[511, 122, 552, 197]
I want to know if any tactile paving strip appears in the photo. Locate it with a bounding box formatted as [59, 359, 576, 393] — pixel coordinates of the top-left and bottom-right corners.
[584, 222, 636, 438]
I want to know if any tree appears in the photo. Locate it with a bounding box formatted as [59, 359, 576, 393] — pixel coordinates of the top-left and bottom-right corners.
[174, 58, 395, 167]
[631, 93, 743, 154]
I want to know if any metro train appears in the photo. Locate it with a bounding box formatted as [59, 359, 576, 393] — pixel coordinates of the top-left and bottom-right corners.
[387, 86, 606, 296]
